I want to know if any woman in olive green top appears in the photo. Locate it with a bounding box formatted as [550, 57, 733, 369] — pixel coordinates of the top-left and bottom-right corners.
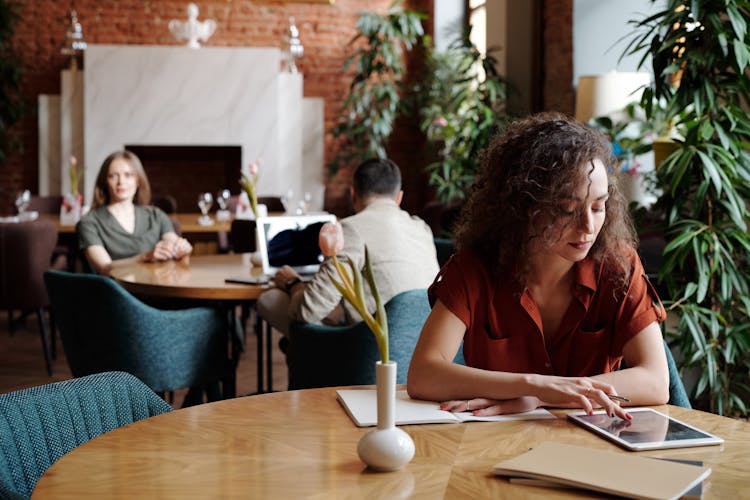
[77, 150, 192, 276]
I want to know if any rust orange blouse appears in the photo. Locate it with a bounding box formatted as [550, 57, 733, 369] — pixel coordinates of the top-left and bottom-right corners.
[428, 249, 666, 377]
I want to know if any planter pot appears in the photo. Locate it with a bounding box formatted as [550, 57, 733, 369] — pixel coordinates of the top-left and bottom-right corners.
[357, 361, 415, 471]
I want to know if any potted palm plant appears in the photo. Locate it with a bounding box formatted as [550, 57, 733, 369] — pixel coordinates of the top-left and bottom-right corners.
[624, 0, 750, 416]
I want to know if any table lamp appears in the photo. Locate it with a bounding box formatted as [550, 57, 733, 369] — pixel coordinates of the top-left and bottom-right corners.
[575, 72, 651, 123]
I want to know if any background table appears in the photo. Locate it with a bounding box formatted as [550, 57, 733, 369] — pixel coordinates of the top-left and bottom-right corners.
[110, 253, 274, 393]
[41, 213, 233, 234]
[32, 386, 750, 499]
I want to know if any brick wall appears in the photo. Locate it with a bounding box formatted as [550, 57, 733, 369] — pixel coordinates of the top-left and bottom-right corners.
[2, 0, 571, 217]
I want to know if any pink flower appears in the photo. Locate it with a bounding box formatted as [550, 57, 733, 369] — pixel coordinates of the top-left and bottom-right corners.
[319, 221, 344, 257]
[432, 116, 448, 127]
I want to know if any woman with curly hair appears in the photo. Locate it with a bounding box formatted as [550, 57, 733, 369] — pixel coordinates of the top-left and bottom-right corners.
[407, 113, 669, 420]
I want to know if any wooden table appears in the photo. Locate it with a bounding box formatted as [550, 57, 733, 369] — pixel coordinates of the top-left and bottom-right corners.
[41, 212, 233, 234]
[110, 254, 274, 394]
[32, 387, 750, 499]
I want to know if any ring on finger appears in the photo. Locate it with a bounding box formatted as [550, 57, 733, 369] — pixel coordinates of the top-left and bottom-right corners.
[466, 400, 471, 411]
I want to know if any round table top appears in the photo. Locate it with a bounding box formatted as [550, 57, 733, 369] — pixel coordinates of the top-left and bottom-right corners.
[32, 387, 750, 499]
[110, 252, 270, 300]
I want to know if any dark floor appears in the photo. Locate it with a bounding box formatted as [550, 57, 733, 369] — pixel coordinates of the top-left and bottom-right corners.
[0, 309, 289, 400]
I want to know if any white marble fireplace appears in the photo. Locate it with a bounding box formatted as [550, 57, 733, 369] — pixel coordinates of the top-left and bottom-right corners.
[39, 44, 324, 209]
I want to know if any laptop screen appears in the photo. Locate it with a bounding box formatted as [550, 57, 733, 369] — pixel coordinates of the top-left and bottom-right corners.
[256, 214, 337, 275]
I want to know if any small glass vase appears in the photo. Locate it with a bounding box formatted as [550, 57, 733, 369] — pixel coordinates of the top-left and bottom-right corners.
[357, 361, 415, 471]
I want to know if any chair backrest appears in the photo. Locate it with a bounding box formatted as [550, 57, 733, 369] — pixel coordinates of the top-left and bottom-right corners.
[257, 196, 285, 213]
[43, 270, 228, 393]
[229, 219, 257, 253]
[0, 371, 172, 499]
[0, 220, 57, 310]
[151, 194, 178, 214]
[433, 237, 455, 267]
[27, 195, 62, 215]
[619, 340, 691, 408]
[664, 341, 691, 408]
[287, 289, 432, 389]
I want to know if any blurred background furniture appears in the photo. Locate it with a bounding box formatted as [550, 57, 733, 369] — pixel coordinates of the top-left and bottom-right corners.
[287, 289, 433, 390]
[44, 270, 231, 401]
[26, 195, 72, 271]
[229, 219, 257, 253]
[151, 194, 182, 236]
[433, 237, 454, 267]
[0, 371, 172, 499]
[0, 220, 58, 375]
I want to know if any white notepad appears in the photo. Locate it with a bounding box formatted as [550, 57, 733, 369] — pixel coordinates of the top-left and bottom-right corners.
[336, 389, 555, 427]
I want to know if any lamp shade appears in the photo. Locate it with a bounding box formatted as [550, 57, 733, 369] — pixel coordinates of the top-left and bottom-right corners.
[575, 72, 651, 123]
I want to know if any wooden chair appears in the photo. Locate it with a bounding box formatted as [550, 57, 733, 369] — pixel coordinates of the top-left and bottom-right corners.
[0, 371, 172, 499]
[0, 220, 57, 375]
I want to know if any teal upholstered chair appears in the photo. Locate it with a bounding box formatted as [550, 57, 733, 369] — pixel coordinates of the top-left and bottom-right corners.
[0, 371, 172, 500]
[287, 289, 433, 389]
[433, 237, 455, 267]
[663, 341, 691, 408]
[619, 339, 691, 408]
[43, 270, 230, 396]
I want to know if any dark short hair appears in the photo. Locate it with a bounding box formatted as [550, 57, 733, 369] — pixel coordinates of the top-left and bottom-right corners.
[92, 150, 151, 209]
[352, 158, 402, 198]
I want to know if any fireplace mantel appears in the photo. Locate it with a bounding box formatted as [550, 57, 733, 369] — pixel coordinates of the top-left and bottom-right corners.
[39, 44, 324, 209]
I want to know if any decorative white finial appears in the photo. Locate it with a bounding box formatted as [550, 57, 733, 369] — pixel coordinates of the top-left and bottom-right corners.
[169, 3, 217, 49]
[282, 16, 304, 73]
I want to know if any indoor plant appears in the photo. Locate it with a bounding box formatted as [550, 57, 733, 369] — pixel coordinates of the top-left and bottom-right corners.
[416, 31, 508, 206]
[328, 1, 424, 176]
[625, 0, 750, 416]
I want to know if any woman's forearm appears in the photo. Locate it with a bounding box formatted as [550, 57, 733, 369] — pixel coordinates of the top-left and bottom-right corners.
[591, 366, 669, 406]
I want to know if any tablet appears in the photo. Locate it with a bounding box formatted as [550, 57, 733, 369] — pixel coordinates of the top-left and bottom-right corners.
[567, 408, 724, 451]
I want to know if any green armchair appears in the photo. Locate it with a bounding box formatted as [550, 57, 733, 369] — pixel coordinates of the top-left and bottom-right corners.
[287, 289, 433, 389]
[43, 270, 230, 396]
[0, 371, 172, 499]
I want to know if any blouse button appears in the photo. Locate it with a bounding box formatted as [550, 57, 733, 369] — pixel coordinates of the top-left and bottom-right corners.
[545, 362, 551, 369]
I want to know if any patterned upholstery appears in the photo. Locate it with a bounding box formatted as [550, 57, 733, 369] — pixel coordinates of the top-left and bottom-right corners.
[287, 289, 435, 389]
[664, 341, 691, 408]
[0, 371, 172, 499]
[43, 270, 230, 394]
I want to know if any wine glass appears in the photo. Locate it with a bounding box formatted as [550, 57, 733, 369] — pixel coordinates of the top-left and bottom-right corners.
[298, 191, 312, 215]
[216, 189, 230, 211]
[15, 190, 31, 218]
[215, 189, 231, 221]
[197, 192, 214, 225]
[281, 188, 295, 214]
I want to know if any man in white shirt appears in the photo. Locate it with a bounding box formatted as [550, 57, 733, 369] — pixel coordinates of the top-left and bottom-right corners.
[257, 158, 439, 335]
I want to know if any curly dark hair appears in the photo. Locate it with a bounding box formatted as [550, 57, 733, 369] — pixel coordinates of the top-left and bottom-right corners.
[453, 112, 636, 289]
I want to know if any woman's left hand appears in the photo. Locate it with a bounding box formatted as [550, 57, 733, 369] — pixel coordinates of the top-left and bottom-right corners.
[171, 237, 193, 259]
[440, 396, 540, 416]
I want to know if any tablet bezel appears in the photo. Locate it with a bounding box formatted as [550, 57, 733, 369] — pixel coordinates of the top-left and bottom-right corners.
[567, 407, 724, 451]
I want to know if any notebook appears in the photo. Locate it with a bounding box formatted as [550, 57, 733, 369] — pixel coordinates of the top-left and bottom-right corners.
[336, 389, 555, 427]
[255, 214, 336, 276]
[493, 441, 711, 500]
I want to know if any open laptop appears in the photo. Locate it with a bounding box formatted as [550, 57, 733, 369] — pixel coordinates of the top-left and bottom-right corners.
[255, 214, 337, 277]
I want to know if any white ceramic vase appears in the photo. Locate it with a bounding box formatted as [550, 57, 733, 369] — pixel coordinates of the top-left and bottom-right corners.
[357, 361, 415, 471]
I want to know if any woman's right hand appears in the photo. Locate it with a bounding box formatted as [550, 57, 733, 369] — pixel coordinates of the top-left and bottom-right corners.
[530, 374, 631, 420]
[144, 240, 175, 262]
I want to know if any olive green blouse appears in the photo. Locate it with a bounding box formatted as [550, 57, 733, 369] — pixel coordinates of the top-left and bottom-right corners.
[77, 205, 174, 260]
